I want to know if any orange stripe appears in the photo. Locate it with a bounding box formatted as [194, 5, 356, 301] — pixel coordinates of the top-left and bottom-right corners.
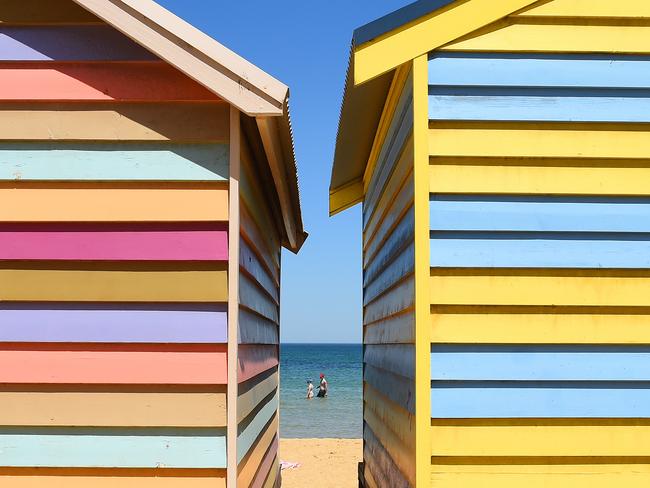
[0, 62, 219, 101]
[0, 344, 227, 385]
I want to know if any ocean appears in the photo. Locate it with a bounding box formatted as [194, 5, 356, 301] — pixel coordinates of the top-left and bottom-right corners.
[279, 343, 362, 439]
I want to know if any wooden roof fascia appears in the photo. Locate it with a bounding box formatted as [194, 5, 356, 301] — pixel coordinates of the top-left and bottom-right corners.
[353, 0, 541, 85]
[73, 0, 286, 116]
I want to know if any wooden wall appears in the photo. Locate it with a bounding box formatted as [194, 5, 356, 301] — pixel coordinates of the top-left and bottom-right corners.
[362, 69, 416, 488]
[0, 2, 229, 486]
[428, 2, 650, 485]
[237, 128, 282, 488]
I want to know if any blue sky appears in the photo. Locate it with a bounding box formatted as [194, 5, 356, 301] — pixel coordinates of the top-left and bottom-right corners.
[158, 1, 408, 343]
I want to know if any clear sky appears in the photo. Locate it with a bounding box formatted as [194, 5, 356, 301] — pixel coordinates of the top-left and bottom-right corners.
[158, 0, 409, 343]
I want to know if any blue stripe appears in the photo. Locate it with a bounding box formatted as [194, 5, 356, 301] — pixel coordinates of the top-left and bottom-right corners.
[430, 382, 650, 418]
[428, 53, 650, 88]
[430, 232, 650, 268]
[430, 345, 650, 381]
[430, 196, 650, 233]
[353, 0, 454, 46]
[428, 88, 650, 122]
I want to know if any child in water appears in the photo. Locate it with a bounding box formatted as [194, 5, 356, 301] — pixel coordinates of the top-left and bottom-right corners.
[306, 380, 314, 399]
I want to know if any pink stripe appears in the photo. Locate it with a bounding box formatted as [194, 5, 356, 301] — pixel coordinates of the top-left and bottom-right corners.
[251, 435, 279, 488]
[0, 223, 227, 261]
[238, 345, 279, 383]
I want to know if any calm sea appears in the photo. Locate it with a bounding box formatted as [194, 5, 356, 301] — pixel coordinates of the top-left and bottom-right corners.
[279, 343, 362, 439]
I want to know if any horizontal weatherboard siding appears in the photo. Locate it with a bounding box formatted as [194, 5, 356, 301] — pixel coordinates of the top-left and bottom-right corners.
[428, 54, 650, 89]
[430, 196, 650, 233]
[0, 62, 219, 101]
[0, 103, 229, 142]
[0, 304, 227, 343]
[0, 143, 228, 181]
[238, 345, 279, 383]
[0, 344, 227, 385]
[0, 391, 227, 427]
[0, 183, 228, 222]
[430, 345, 650, 381]
[0, 223, 228, 261]
[237, 392, 279, 463]
[431, 382, 650, 418]
[0, 263, 227, 302]
[0, 26, 158, 61]
[430, 232, 650, 268]
[0, 428, 226, 468]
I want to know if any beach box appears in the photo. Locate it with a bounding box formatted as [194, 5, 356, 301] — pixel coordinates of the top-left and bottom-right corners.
[331, 0, 650, 486]
[0, 1, 305, 486]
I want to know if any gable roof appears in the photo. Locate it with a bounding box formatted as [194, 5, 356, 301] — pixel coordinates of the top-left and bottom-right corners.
[330, 0, 539, 215]
[73, 0, 306, 251]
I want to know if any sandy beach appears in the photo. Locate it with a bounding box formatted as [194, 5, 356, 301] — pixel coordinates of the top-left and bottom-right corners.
[280, 438, 362, 488]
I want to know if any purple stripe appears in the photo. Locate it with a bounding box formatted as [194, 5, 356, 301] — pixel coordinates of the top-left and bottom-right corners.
[0, 26, 158, 61]
[0, 304, 227, 343]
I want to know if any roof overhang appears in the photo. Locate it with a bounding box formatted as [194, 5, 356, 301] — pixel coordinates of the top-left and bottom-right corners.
[330, 0, 539, 215]
[73, 0, 306, 251]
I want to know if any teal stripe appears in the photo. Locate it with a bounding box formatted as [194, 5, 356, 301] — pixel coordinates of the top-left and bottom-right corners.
[0, 143, 228, 181]
[237, 389, 278, 463]
[0, 427, 226, 468]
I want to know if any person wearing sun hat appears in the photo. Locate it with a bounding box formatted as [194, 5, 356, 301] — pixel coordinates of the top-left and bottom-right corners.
[317, 373, 328, 398]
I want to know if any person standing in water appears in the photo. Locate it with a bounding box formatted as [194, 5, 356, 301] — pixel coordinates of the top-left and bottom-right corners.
[317, 373, 328, 398]
[306, 380, 314, 400]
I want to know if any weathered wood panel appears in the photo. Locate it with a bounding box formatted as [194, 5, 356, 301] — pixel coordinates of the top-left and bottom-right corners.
[237, 391, 279, 463]
[250, 436, 278, 488]
[430, 305, 650, 344]
[240, 273, 279, 323]
[0, 391, 226, 427]
[0, 223, 228, 261]
[0, 182, 228, 222]
[364, 423, 412, 488]
[238, 345, 279, 383]
[239, 309, 279, 345]
[237, 416, 278, 488]
[364, 364, 414, 414]
[365, 344, 415, 380]
[0, 344, 227, 384]
[364, 276, 414, 325]
[0, 468, 226, 488]
[238, 371, 279, 423]
[431, 420, 650, 456]
[429, 158, 650, 196]
[364, 383, 415, 448]
[364, 210, 414, 286]
[429, 269, 650, 307]
[0, 428, 226, 468]
[364, 243, 414, 305]
[0, 103, 229, 142]
[0, 26, 156, 61]
[240, 238, 279, 302]
[0, 62, 219, 101]
[0, 303, 227, 343]
[240, 204, 279, 277]
[0, 143, 228, 181]
[365, 311, 414, 343]
[260, 456, 279, 488]
[0, 0, 101, 24]
[0, 263, 227, 302]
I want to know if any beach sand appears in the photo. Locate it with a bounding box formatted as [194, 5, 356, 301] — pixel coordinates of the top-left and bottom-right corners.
[280, 438, 362, 488]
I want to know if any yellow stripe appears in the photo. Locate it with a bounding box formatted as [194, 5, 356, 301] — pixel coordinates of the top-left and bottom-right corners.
[413, 55, 431, 488]
[430, 269, 650, 307]
[429, 159, 650, 195]
[442, 20, 650, 53]
[431, 462, 650, 488]
[517, 0, 650, 18]
[429, 123, 650, 159]
[431, 420, 650, 456]
[431, 306, 650, 344]
[0, 265, 227, 302]
[353, 0, 538, 84]
[364, 383, 415, 448]
[329, 179, 363, 216]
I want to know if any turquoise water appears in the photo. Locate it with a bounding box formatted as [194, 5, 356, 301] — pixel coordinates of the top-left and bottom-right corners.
[280, 344, 362, 439]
